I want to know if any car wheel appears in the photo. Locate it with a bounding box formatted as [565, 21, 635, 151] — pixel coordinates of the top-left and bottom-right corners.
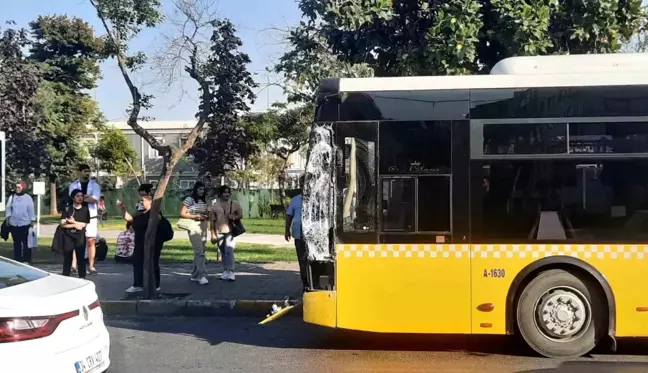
[516, 269, 606, 358]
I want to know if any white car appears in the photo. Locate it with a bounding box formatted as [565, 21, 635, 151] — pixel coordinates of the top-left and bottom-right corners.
[0, 257, 110, 373]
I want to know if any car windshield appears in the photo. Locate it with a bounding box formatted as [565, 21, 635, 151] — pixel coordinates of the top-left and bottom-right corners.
[0, 257, 48, 290]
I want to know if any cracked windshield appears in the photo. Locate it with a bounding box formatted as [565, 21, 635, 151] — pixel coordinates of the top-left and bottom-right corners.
[3, 0, 648, 372]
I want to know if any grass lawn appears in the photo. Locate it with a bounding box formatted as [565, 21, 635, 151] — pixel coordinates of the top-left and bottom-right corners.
[0, 238, 296, 264]
[38, 216, 285, 234]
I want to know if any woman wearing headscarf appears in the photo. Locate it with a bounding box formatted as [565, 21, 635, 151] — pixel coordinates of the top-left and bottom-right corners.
[60, 189, 91, 278]
[6, 181, 35, 263]
[118, 194, 168, 293]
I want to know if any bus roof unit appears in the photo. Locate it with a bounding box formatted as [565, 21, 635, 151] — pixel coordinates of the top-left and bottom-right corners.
[326, 53, 648, 93]
[490, 53, 648, 75]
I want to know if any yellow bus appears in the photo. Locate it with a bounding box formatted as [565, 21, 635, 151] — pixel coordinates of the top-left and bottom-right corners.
[299, 53, 648, 358]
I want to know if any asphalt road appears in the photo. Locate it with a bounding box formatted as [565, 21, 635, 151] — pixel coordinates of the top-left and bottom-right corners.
[106, 317, 648, 373]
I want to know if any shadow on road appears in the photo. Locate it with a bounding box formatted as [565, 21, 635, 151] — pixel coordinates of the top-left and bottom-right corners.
[106, 316, 648, 362]
[106, 317, 560, 357]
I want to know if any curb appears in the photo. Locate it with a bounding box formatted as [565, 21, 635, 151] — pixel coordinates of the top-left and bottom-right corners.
[100, 299, 302, 318]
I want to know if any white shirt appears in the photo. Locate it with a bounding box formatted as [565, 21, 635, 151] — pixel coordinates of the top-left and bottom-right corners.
[69, 179, 101, 218]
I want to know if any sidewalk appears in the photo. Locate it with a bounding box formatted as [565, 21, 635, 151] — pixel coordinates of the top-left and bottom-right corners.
[34, 260, 303, 317]
[38, 224, 289, 247]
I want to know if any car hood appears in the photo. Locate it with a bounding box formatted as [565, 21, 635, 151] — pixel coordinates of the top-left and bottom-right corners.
[0, 274, 98, 317]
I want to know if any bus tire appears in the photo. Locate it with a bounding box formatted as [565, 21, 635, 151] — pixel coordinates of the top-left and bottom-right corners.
[516, 269, 606, 358]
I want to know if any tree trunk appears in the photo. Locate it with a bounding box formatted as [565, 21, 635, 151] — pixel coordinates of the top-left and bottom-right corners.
[49, 180, 57, 216]
[142, 157, 175, 299]
[278, 158, 289, 207]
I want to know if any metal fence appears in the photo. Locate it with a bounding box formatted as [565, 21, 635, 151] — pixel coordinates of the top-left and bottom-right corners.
[96, 188, 299, 218]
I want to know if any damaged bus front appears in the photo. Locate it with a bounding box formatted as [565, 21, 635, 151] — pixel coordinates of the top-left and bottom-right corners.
[300, 79, 343, 327]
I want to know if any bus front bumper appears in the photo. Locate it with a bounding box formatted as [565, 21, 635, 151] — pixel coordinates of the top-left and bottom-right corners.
[303, 290, 337, 328]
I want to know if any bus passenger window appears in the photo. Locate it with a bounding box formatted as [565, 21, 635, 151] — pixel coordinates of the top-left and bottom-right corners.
[382, 178, 415, 231]
[483, 123, 567, 155]
[472, 159, 648, 243]
[569, 122, 648, 154]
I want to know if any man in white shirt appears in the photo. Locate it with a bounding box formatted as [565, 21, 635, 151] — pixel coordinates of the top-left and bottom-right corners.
[69, 164, 101, 274]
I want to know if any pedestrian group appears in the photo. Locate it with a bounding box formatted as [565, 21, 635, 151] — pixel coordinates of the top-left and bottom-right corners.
[8, 165, 322, 295]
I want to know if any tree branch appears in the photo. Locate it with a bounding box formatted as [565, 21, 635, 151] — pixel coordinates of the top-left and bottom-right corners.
[89, 0, 167, 154]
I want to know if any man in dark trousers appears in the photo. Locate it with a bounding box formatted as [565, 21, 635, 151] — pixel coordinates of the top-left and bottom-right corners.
[285, 175, 310, 292]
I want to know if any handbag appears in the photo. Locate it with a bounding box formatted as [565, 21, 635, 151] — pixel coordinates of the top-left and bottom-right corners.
[159, 215, 175, 242]
[27, 227, 37, 249]
[176, 218, 194, 231]
[228, 201, 246, 237]
[177, 197, 199, 230]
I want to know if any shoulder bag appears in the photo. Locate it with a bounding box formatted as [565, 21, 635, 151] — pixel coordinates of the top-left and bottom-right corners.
[177, 197, 196, 230]
[159, 215, 175, 242]
[229, 201, 246, 237]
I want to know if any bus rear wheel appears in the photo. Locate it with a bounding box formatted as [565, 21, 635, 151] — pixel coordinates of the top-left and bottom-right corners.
[515, 269, 606, 358]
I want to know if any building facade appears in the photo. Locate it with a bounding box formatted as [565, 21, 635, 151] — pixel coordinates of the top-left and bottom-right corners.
[85, 121, 307, 189]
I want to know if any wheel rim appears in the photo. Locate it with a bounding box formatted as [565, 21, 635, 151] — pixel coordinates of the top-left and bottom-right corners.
[532, 286, 592, 342]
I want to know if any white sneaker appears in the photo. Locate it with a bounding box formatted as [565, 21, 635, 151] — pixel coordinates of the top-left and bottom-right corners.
[190, 277, 200, 282]
[219, 272, 229, 281]
[198, 276, 209, 285]
[227, 272, 235, 282]
[126, 286, 143, 293]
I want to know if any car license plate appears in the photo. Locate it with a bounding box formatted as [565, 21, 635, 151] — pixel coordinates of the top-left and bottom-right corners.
[74, 348, 104, 373]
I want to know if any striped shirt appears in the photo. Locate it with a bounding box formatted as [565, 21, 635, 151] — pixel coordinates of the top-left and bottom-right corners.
[183, 196, 208, 216]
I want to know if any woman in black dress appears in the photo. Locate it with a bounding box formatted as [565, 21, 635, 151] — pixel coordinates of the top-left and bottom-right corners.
[118, 195, 165, 293]
[61, 189, 91, 279]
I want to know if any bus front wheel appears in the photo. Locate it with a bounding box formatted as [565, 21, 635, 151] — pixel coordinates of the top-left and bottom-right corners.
[516, 269, 606, 358]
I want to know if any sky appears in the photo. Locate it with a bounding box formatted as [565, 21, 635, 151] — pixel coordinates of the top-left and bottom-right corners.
[1, 0, 302, 122]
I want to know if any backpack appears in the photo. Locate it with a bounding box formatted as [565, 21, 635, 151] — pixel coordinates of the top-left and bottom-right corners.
[96, 239, 108, 261]
[158, 215, 174, 242]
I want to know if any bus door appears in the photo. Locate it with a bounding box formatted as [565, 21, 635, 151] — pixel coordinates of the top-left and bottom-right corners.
[374, 174, 470, 334]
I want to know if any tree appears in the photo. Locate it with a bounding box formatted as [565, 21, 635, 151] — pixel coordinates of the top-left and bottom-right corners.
[623, 5, 648, 52]
[92, 126, 139, 176]
[29, 15, 105, 215]
[189, 119, 258, 178]
[167, 0, 258, 182]
[0, 24, 45, 188]
[226, 154, 284, 189]
[273, 27, 373, 104]
[264, 105, 311, 204]
[277, 0, 645, 87]
[91, 0, 256, 298]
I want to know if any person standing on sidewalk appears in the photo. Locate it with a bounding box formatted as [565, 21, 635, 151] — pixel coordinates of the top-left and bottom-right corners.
[285, 175, 309, 291]
[60, 189, 90, 279]
[118, 195, 166, 293]
[6, 181, 36, 264]
[181, 182, 210, 285]
[210, 185, 243, 281]
[69, 164, 101, 275]
[136, 183, 153, 212]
